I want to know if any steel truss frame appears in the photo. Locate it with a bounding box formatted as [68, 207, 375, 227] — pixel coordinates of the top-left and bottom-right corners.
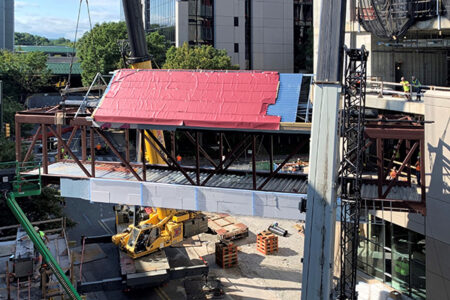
[15, 108, 310, 192]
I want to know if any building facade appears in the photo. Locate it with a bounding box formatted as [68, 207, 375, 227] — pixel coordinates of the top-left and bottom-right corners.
[313, 1, 450, 299]
[146, 0, 312, 73]
[0, 0, 14, 51]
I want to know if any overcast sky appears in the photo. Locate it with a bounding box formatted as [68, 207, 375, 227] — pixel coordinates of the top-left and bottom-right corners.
[15, 0, 122, 40]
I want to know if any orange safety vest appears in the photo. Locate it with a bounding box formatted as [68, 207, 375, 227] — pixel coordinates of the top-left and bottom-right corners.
[415, 161, 420, 171]
[390, 170, 397, 178]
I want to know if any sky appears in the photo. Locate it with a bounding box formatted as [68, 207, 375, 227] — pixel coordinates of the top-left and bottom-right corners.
[15, 0, 122, 40]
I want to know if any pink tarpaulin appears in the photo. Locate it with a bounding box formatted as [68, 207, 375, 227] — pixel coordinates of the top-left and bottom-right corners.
[93, 69, 281, 130]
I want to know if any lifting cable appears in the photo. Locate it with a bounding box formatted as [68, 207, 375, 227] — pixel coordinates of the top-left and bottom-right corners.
[66, 0, 83, 91]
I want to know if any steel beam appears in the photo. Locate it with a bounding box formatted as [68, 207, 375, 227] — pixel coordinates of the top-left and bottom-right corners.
[90, 128, 95, 177]
[22, 126, 41, 165]
[185, 131, 218, 169]
[140, 129, 147, 181]
[48, 126, 92, 178]
[95, 128, 142, 181]
[81, 126, 87, 162]
[365, 127, 424, 140]
[42, 124, 48, 174]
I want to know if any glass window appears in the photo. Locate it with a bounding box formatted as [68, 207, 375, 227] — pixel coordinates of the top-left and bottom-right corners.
[188, 0, 214, 45]
[234, 17, 239, 27]
[357, 215, 426, 299]
[150, 0, 176, 43]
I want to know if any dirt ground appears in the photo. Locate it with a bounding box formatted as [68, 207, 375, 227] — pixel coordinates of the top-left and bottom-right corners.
[183, 215, 304, 300]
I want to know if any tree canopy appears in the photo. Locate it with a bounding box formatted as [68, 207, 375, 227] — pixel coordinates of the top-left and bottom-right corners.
[15, 32, 72, 46]
[164, 43, 239, 70]
[0, 50, 52, 102]
[77, 21, 169, 86]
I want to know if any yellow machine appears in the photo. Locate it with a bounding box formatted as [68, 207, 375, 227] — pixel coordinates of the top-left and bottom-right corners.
[112, 207, 207, 259]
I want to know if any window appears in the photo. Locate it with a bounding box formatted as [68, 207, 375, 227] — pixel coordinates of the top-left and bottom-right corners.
[357, 215, 426, 299]
[234, 17, 239, 26]
[234, 43, 239, 53]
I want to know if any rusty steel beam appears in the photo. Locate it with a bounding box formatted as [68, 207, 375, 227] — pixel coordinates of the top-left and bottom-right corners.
[22, 127, 41, 165]
[66, 126, 79, 149]
[384, 139, 403, 179]
[95, 128, 142, 181]
[81, 126, 87, 162]
[42, 124, 48, 174]
[420, 137, 425, 203]
[201, 135, 252, 186]
[171, 131, 175, 159]
[195, 132, 200, 185]
[48, 126, 92, 178]
[406, 140, 411, 184]
[257, 139, 307, 190]
[381, 142, 419, 199]
[185, 131, 218, 169]
[252, 135, 257, 189]
[365, 127, 424, 140]
[219, 133, 223, 169]
[125, 128, 130, 162]
[146, 130, 196, 185]
[140, 129, 147, 181]
[90, 128, 95, 177]
[377, 138, 383, 198]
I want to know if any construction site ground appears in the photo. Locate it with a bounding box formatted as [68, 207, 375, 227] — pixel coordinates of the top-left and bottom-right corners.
[63, 197, 304, 300]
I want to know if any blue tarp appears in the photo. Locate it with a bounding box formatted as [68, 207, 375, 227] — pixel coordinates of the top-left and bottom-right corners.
[267, 73, 303, 122]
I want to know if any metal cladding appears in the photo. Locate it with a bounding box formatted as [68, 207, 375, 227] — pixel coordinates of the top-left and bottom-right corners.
[93, 69, 281, 130]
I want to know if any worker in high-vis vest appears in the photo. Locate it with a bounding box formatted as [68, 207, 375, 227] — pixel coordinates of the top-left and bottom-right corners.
[34, 226, 49, 243]
[415, 156, 421, 186]
[400, 77, 411, 100]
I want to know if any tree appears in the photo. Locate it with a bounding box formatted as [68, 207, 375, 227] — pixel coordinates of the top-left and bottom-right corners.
[164, 43, 239, 70]
[78, 22, 169, 86]
[15, 32, 50, 46]
[0, 50, 52, 102]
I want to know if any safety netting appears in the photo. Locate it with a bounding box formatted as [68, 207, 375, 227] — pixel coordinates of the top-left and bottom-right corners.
[358, 0, 439, 39]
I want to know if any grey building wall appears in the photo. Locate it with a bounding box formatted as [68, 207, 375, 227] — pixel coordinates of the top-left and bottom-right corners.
[0, 0, 14, 51]
[424, 91, 450, 300]
[175, 0, 189, 47]
[214, 0, 246, 69]
[251, 0, 294, 73]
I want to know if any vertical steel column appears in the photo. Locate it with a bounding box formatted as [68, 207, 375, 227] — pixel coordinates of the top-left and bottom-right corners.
[42, 124, 48, 174]
[81, 126, 87, 162]
[269, 135, 274, 173]
[140, 129, 146, 181]
[15, 120, 21, 162]
[420, 137, 425, 203]
[125, 128, 130, 162]
[252, 135, 257, 189]
[171, 131, 176, 159]
[90, 128, 95, 177]
[195, 132, 200, 185]
[406, 140, 411, 184]
[377, 138, 383, 198]
[219, 132, 223, 169]
[57, 124, 62, 161]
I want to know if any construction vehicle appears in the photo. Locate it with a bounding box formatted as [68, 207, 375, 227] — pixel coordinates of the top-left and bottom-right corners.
[0, 161, 81, 300]
[112, 207, 208, 259]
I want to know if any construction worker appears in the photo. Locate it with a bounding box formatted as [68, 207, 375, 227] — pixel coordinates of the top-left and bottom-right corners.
[415, 157, 421, 186]
[390, 167, 398, 180]
[34, 226, 49, 244]
[411, 76, 422, 101]
[400, 77, 411, 100]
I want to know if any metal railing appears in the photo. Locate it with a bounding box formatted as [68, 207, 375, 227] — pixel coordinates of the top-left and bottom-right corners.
[367, 79, 450, 100]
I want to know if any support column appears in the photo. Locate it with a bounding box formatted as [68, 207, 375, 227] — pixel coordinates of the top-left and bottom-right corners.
[301, 84, 341, 300]
[42, 124, 48, 174]
[81, 126, 87, 162]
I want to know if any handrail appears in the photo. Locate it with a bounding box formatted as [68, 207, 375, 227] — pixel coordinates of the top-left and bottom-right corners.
[367, 79, 450, 99]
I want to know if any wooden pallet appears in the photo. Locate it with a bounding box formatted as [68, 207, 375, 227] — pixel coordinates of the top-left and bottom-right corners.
[206, 213, 249, 241]
[215, 241, 238, 268]
[256, 230, 278, 255]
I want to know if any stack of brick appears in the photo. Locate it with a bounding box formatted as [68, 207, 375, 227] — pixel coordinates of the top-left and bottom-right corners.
[256, 230, 278, 255]
[215, 241, 238, 268]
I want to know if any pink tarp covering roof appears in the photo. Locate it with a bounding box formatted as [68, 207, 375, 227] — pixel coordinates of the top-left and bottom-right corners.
[93, 69, 281, 130]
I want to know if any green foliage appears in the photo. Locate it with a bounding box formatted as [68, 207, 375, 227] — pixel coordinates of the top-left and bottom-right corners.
[146, 31, 169, 69]
[15, 32, 50, 46]
[0, 187, 76, 228]
[15, 32, 72, 47]
[0, 50, 52, 102]
[78, 22, 128, 86]
[0, 139, 16, 162]
[164, 43, 239, 70]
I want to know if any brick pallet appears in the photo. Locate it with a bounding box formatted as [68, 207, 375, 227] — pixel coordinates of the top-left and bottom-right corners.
[215, 241, 238, 268]
[256, 230, 278, 255]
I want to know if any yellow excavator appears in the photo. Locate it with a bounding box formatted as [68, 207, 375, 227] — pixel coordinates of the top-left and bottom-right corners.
[111, 0, 208, 259]
[112, 207, 207, 259]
